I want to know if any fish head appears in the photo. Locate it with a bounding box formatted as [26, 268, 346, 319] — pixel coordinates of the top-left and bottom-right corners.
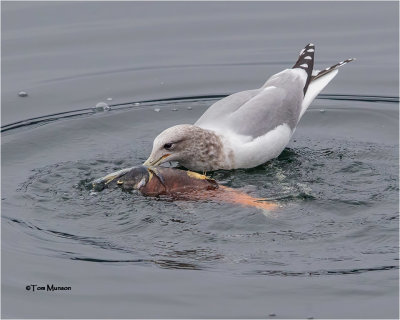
[116, 165, 150, 191]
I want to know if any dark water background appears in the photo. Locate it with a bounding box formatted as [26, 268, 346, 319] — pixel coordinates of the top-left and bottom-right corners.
[2, 2, 399, 318]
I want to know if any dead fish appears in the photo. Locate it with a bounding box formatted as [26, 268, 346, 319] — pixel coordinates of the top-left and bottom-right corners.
[93, 166, 218, 196]
[93, 165, 278, 211]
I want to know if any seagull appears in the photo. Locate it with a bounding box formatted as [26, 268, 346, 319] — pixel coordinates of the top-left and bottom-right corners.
[144, 44, 354, 171]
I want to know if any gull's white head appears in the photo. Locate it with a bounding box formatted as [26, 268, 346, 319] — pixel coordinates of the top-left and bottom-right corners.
[144, 124, 226, 171]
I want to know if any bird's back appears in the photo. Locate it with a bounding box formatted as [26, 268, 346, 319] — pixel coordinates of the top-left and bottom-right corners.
[146, 44, 355, 171]
[195, 68, 306, 139]
[195, 43, 354, 142]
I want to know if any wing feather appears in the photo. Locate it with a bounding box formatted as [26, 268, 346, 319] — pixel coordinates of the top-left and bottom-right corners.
[195, 89, 260, 127]
[196, 69, 305, 138]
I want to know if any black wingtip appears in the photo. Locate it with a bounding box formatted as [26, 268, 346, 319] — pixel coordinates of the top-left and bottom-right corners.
[293, 43, 315, 95]
[311, 58, 356, 81]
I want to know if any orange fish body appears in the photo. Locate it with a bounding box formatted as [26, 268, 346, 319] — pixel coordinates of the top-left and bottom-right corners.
[214, 185, 278, 211]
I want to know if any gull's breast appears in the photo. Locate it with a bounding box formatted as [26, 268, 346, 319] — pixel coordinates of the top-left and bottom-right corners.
[216, 123, 293, 169]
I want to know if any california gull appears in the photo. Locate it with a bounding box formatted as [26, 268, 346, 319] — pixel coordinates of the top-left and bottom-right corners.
[144, 44, 354, 171]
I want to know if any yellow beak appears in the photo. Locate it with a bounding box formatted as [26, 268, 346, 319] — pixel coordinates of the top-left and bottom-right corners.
[143, 154, 170, 167]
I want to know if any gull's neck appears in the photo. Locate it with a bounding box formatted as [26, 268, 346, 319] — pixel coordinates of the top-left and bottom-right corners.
[181, 126, 235, 171]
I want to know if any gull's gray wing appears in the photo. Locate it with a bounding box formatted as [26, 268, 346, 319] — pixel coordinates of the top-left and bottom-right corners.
[195, 89, 260, 127]
[196, 69, 306, 139]
[226, 85, 303, 138]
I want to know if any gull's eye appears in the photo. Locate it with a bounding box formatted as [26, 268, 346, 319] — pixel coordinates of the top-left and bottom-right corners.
[163, 143, 173, 150]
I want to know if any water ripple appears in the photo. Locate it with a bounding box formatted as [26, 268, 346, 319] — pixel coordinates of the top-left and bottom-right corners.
[2, 94, 397, 133]
[3, 97, 398, 276]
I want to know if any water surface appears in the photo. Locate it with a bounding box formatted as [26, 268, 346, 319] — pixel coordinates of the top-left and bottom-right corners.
[2, 2, 399, 318]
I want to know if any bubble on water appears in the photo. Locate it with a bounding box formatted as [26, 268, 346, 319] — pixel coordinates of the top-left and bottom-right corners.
[134, 102, 140, 106]
[320, 109, 326, 113]
[94, 102, 109, 112]
[106, 97, 113, 101]
[187, 106, 192, 110]
[171, 108, 178, 111]
[154, 108, 161, 112]
[18, 91, 28, 97]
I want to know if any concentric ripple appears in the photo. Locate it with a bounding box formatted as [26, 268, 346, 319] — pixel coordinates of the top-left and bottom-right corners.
[7, 97, 398, 276]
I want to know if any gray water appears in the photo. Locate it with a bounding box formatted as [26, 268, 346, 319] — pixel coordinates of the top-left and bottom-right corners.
[1, 2, 399, 318]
